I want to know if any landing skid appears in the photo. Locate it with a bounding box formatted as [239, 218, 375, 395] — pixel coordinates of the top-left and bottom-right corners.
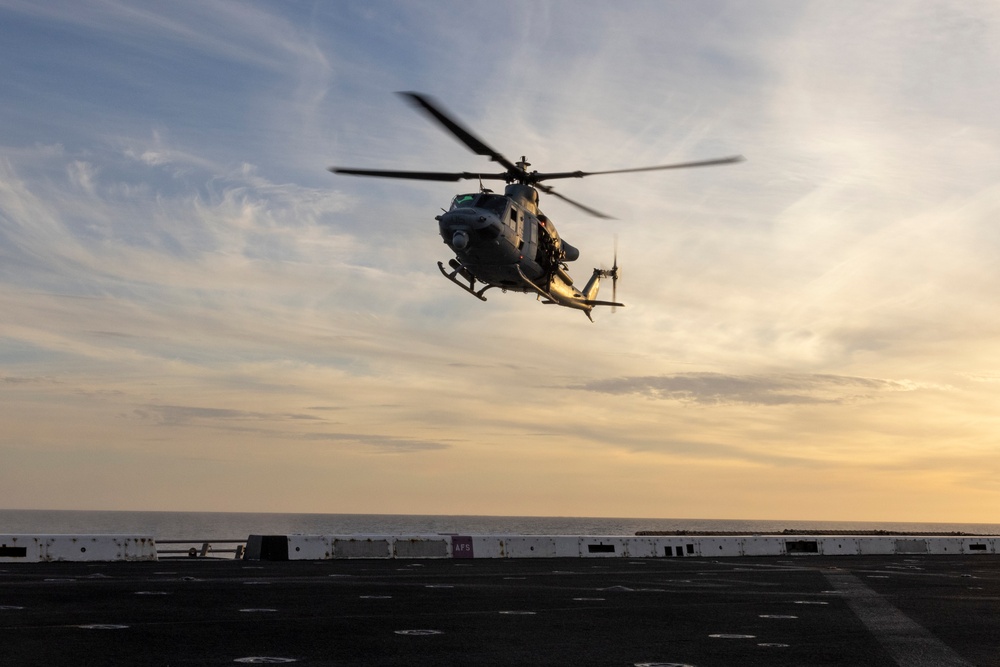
[437, 261, 493, 301]
[514, 265, 558, 303]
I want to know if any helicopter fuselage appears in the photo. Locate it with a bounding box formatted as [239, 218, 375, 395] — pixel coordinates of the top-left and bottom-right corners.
[435, 184, 612, 318]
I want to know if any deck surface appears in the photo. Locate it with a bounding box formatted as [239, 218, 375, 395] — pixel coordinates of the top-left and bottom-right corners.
[2, 554, 998, 666]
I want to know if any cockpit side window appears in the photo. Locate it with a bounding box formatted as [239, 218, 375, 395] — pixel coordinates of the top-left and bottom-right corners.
[477, 194, 509, 216]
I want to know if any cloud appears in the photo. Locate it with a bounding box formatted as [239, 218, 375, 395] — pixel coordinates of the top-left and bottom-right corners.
[963, 372, 1000, 384]
[573, 372, 922, 406]
[131, 404, 450, 454]
[1, 140, 358, 290]
[0, 0, 329, 73]
[1, 375, 60, 385]
[301, 432, 451, 454]
[134, 404, 320, 426]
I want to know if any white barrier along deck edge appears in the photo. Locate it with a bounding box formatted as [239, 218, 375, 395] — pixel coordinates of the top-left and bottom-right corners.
[0, 534, 157, 562]
[241, 534, 1000, 560]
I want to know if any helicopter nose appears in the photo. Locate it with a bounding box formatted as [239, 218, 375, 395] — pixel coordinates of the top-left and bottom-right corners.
[440, 208, 502, 249]
[440, 210, 483, 227]
[451, 230, 469, 250]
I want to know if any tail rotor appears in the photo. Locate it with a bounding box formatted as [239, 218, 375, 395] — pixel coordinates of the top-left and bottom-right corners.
[610, 235, 620, 313]
[583, 236, 624, 319]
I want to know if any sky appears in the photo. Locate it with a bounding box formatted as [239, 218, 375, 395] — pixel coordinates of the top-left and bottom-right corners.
[2, 1, 999, 522]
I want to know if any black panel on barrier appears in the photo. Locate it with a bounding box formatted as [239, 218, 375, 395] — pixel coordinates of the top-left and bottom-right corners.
[244, 535, 289, 561]
[785, 540, 819, 554]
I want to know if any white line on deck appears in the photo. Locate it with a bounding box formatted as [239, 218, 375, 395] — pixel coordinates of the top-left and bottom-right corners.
[822, 570, 973, 667]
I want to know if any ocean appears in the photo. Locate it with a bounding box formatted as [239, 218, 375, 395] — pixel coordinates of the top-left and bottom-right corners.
[2, 509, 998, 540]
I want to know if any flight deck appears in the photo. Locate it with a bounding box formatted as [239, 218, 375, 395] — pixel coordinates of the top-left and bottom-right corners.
[2, 552, 998, 666]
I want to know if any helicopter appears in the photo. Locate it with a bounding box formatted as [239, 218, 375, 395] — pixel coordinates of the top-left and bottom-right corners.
[330, 92, 743, 321]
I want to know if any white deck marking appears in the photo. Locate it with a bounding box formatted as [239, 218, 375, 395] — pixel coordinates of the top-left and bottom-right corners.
[823, 570, 973, 667]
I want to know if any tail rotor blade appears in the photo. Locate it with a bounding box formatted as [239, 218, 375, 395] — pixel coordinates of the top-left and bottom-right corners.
[611, 235, 620, 313]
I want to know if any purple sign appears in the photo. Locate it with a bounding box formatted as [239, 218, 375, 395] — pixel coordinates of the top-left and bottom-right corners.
[451, 536, 474, 559]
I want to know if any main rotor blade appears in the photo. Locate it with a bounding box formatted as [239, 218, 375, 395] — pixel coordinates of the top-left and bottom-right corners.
[398, 92, 523, 177]
[536, 183, 614, 220]
[329, 167, 508, 182]
[532, 155, 745, 181]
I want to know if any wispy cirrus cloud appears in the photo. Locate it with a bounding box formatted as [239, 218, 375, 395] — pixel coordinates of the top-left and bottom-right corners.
[301, 432, 451, 454]
[134, 404, 322, 426]
[132, 404, 449, 454]
[573, 372, 927, 406]
[0, 0, 329, 73]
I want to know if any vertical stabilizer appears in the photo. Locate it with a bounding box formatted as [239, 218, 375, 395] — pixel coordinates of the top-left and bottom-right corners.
[582, 269, 603, 302]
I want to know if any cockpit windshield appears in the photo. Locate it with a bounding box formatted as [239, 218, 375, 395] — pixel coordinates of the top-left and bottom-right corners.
[449, 193, 509, 216]
[449, 193, 478, 210]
